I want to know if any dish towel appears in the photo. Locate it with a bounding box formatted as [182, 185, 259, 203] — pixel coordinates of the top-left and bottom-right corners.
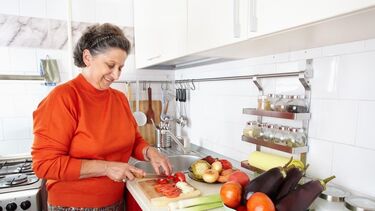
[40, 56, 60, 85]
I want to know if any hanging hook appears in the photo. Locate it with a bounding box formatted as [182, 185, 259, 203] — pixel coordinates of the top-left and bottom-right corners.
[161, 82, 168, 90]
[190, 79, 196, 90]
[142, 81, 147, 91]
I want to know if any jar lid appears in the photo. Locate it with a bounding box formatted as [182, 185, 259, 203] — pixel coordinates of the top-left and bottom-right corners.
[345, 196, 375, 211]
[319, 185, 350, 202]
[247, 121, 258, 126]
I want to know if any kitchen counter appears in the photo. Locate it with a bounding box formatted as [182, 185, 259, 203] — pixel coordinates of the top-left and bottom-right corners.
[127, 143, 255, 211]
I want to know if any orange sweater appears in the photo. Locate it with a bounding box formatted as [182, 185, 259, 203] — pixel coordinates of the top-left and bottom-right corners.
[32, 74, 149, 207]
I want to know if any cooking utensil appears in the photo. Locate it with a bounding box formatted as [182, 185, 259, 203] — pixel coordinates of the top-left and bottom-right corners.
[133, 81, 147, 126]
[146, 86, 155, 124]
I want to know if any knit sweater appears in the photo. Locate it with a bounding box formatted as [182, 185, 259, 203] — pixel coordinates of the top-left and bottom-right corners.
[32, 74, 149, 207]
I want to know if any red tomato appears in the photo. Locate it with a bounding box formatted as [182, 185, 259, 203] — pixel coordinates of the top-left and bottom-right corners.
[174, 172, 186, 182]
[228, 171, 250, 188]
[236, 205, 247, 211]
[220, 181, 242, 208]
[167, 175, 175, 182]
[157, 178, 168, 184]
[246, 192, 275, 211]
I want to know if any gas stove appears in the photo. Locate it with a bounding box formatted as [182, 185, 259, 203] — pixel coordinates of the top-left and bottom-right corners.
[0, 155, 42, 211]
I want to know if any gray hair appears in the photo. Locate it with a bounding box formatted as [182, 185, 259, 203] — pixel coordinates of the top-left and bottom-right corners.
[73, 23, 131, 68]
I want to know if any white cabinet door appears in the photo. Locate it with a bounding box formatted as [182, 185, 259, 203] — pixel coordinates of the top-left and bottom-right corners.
[134, 0, 187, 68]
[257, 0, 375, 36]
[187, 0, 251, 54]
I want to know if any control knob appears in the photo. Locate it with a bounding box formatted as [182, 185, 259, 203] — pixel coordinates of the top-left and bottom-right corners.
[5, 202, 17, 211]
[20, 201, 31, 210]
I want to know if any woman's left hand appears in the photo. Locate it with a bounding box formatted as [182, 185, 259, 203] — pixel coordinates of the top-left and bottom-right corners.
[146, 147, 172, 175]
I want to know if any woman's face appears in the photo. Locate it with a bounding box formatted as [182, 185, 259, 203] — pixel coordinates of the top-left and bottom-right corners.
[82, 47, 127, 90]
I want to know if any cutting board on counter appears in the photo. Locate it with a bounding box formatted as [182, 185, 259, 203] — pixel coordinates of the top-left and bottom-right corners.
[137, 179, 201, 207]
[130, 100, 162, 145]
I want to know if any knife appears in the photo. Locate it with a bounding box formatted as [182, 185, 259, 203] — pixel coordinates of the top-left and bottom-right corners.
[135, 173, 169, 179]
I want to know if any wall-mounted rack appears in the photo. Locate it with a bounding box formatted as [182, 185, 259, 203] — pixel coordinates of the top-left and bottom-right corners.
[0, 75, 44, 81]
[240, 59, 313, 174]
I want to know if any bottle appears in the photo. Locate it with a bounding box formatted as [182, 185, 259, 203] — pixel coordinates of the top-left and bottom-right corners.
[258, 95, 271, 111]
[313, 185, 351, 211]
[274, 126, 288, 146]
[286, 95, 309, 113]
[268, 94, 279, 111]
[263, 124, 276, 142]
[275, 95, 289, 112]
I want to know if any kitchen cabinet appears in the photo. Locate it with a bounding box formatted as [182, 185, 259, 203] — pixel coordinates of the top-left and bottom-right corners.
[187, 0, 255, 54]
[257, 0, 375, 36]
[133, 0, 187, 68]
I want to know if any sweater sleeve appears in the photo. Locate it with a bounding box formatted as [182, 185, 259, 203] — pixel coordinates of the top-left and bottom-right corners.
[31, 87, 81, 181]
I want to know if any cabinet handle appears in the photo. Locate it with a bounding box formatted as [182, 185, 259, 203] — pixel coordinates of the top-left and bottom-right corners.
[233, 0, 241, 38]
[147, 55, 162, 61]
[248, 0, 257, 32]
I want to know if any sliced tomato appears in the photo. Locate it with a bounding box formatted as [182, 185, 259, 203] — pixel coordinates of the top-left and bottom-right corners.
[164, 188, 181, 198]
[157, 178, 168, 184]
[173, 172, 186, 182]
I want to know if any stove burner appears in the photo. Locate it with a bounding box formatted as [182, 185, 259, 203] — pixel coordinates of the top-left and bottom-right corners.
[5, 174, 28, 185]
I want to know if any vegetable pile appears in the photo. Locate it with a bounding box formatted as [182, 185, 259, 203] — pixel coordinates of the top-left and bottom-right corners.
[220, 159, 335, 211]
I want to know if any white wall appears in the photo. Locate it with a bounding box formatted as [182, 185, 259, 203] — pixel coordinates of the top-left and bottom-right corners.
[176, 39, 375, 197]
[0, 0, 173, 155]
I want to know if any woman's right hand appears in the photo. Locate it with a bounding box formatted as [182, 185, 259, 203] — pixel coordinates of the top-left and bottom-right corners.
[104, 161, 145, 182]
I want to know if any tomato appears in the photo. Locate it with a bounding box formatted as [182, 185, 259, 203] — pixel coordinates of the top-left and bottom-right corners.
[174, 172, 186, 182]
[236, 205, 247, 211]
[228, 171, 250, 188]
[219, 159, 233, 170]
[157, 178, 168, 184]
[246, 192, 275, 211]
[167, 175, 175, 182]
[220, 181, 242, 208]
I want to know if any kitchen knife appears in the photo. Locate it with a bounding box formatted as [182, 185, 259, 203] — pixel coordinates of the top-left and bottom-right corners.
[135, 173, 169, 179]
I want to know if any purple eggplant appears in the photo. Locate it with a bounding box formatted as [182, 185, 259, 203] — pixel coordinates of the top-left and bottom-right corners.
[275, 164, 309, 202]
[276, 176, 335, 211]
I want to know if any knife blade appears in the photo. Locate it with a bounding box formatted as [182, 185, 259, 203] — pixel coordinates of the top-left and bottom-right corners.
[134, 173, 169, 179]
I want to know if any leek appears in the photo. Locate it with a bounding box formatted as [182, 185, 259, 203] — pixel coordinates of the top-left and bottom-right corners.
[176, 202, 223, 211]
[168, 194, 221, 210]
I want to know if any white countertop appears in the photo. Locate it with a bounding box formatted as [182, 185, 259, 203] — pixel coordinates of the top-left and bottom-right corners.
[126, 174, 225, 211]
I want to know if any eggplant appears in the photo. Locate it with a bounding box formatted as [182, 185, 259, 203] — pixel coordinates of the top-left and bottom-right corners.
[242, 157, 293, 204]
[276, 176, 335, 211]
[275, 164, 309, 202]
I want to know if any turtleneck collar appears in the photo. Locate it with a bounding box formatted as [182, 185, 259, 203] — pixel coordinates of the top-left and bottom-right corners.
[75, 74, 110, 95]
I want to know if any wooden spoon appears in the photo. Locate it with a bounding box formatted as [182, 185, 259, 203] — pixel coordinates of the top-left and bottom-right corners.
[146, 87, 155, 124]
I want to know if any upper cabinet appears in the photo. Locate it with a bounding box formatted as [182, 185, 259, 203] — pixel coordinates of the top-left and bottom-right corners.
[133, 0, 375, 69]
[187, 0, 255, 54]
[257, 0, 375, 36]
[133, 0, 187, 68]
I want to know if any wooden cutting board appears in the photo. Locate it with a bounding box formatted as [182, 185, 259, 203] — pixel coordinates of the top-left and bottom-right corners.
[137, 179, 201, 207]
[130, 100, 162, 145]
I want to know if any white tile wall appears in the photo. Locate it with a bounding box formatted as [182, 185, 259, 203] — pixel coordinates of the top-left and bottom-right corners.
[19, 0, 46, 18]
[96, 0, 134, 26]
[0, 0, 19, 15]
[71, 0, 96, 23]
[9, 47, 38, 74]
[0, 47, 11, 72]
[2, 117, 32, 139]
[46, 0, 68, 20]
[179, 39, 375, 197]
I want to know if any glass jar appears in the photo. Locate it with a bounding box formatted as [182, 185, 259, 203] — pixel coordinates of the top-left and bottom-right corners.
[275, 95, 289, 112]
[273, 126, 288, 145]
[286, 95, 309, 113]
[345, 195, 375, 211]
[268, 94, 279, 111]
[258, 95, 271, 111]
[295, 128, 307, 147]
[312, 185, 351, 211]
[257, 123, 268, 139]
[263, 124, 277, 142]
[243, 121, 260, 138]
[285, 127, 298, 147]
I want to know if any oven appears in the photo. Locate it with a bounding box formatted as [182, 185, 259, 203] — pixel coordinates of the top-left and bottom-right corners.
[0, 155, 43, 211]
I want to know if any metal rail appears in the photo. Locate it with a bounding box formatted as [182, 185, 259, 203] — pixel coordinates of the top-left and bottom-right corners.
[0, 75, 44, 81]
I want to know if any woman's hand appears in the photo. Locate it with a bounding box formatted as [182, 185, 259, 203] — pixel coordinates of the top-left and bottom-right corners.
[147, 147, 172, 175]
[104, 161, 145, 182]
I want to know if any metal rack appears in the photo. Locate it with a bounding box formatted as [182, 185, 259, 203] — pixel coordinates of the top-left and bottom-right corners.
[241, 59, 313, 173]
[0, 75, 44, 81]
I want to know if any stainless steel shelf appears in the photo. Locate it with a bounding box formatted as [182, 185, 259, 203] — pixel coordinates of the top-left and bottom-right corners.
[0, 75, 44, 81]
[242, 108, 311, 120]
[242, 135, 308, 154]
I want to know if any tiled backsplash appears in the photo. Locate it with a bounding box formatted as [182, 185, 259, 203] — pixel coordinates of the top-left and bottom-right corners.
[176, 38, 375, 197]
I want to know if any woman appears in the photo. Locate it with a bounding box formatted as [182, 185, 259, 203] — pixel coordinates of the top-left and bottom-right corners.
[31, 23, 171, 210]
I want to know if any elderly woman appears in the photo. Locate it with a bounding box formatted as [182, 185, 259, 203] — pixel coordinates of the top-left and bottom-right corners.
[32, 23, 171, 210]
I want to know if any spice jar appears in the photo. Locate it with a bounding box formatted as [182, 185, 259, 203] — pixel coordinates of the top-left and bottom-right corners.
[243, 121, 260, 138]
[313, 185, 351, 211]
[257, 123, 268, 139]
[257, 95, 271, 111]
[275, 95, 289, 112]
[273, 126, 288, 145]
[286, 95, 309, 113]
[268, 94, 279, 111]
[263, 124, 277, 142]
[345, 196, 375, 211]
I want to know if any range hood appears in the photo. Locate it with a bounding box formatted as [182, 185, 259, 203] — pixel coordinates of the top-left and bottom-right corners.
[142, 6, 375, 70]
